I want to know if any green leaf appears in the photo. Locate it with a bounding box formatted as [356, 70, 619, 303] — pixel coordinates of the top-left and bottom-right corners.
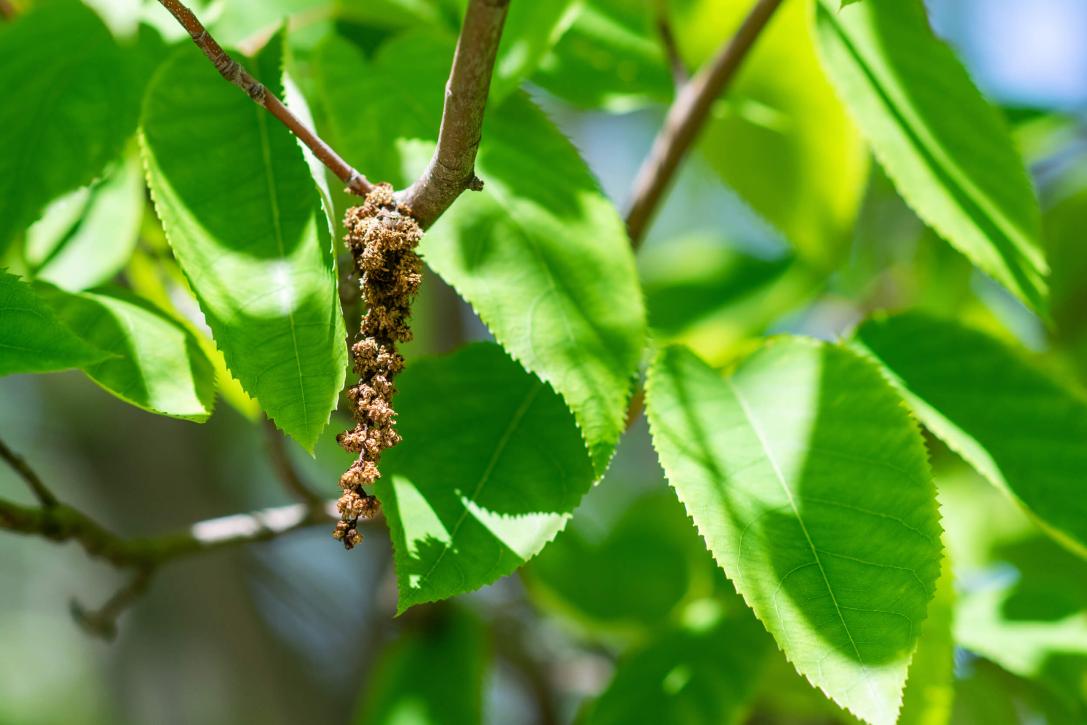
[424, 94, 646, 472]
[813, 0, 1048, 314]
[492, 0, 580, 101]
[855, 312, 1087, 558]
[313, 34, 646, 471]
[25, 153, 144, 292]
[531, 0, 674, 111]
[525, 490, 715, 638]
[673, 0, 868, 269]
[638, 234, 821, 365]
[33, 283, 216, 422]
[376, 343, 596, 612]
[584, 604, 771, 725]
[0, 271, 109, 376]
[356, 605, 488, 725]
[645, 340, 942, 725]
[141, 47, 346, 449]
[0, 0, 135, 253]
[898, 555, 955, 725]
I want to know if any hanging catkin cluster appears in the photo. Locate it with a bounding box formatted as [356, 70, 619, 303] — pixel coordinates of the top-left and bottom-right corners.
[334, 184, 423, 549]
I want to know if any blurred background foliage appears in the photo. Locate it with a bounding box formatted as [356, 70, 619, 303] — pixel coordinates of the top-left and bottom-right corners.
[1, 0, 1087, 722]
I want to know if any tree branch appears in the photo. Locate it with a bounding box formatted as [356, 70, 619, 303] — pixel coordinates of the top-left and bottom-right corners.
[0, 0, 16, 21]
[397, 0, 511, 228]
[155, 0, 373, 196]
[0, 437, 58, 508]
[625, 0, 785, 247]
[0, 494, 337, 568]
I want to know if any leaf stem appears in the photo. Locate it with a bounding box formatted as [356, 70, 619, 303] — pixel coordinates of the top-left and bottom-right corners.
[397, 0, 512, 228]
[625, 0, 785, 247]
[155, 0, 373, 196]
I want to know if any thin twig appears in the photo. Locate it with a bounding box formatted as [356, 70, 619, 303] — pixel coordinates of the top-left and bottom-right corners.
[397, 0, 511, 227]
[70, 567, 155, 640]
[625, 0, 786, 247]
[0, 437, 57, 508]
[264, 420, 324, 508]
[655, 0, 688, 88]
[155, 0, 373, 196]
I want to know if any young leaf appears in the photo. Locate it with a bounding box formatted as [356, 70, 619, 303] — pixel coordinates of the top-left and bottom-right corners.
[813, 0, 1048, 314]
[674, 0, 868, 270]
[646, 340, 942, 725]
[584, 605, 771, 725]
[33, 284, 216, 422]
[0, 0, 134, 253]
[141, 47, 346, 449]
[376, 344, 596, 612]
[355, 605, 488, 725]
[25, 153, 145, 292]
[855, 312, 1087, 558]
[0, 271, 109, 376]
[314, 34, 646, 471]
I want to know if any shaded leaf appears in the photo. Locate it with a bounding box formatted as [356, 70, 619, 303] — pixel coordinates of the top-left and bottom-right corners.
[141, 46, 346, 449]
[492, 0, 580, 101]
[646, 340, 942, 724]
[0, 271, 109, 376]
[34, 283, 215, 422]
[813, 0, 1048, 314]
[584, 603, 770, 725]
[531, 0, 674, 111]
[25, 153, 144, 292]
[525, 490, 715, 638]
[356, 605, 488, 725]
[855, 312, 1087, 558]
[377, 344, 596, 612]
[0, 0, 135, 253]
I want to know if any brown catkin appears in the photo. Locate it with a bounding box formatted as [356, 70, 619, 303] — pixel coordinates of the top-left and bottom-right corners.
[334, 184, 423, 549]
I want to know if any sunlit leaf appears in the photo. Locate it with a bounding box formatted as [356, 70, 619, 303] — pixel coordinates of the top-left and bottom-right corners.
[813, 0, 1048, 314]
[33, 283, 215, 421]
[377, 344, 596, 612]
[0, 0, 135, 253]
[646, 340, 942, 724]
[855, 312, 1087, 558]
[141, 46, 346, 449]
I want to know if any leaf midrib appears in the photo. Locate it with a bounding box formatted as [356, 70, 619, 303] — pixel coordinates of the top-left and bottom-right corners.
[254, 105, 309, 433]
[725, 376, 881, 713]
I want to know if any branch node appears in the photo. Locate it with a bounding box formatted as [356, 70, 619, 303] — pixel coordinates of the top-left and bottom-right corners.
[468, 174, 485, 192]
